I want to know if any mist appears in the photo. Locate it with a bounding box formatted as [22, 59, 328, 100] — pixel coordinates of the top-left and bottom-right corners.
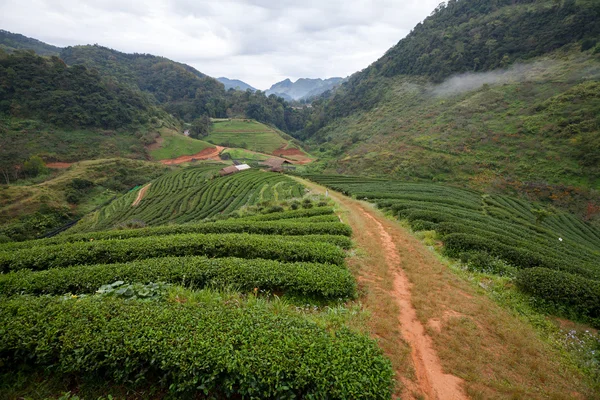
[430, 61, 556, 97]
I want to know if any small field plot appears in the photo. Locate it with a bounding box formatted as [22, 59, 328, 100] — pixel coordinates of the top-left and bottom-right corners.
[221, 148, 270, 161]
[303, 174, 600, 326]
[206, 119, 291, 154]
[149, 128, 214, 161]
[69, 167, 306, 232]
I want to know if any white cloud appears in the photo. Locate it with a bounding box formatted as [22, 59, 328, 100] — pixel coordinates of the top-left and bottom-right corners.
[0, 0, 440, 89]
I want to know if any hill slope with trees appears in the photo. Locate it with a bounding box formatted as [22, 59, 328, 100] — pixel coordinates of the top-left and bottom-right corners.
[298, 0, 600, 222]
[0, 29, 61, 56]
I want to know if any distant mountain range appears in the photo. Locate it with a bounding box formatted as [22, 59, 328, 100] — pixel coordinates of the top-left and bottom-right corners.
[217, 77, 256, 92]
[265, 77, 346, 101]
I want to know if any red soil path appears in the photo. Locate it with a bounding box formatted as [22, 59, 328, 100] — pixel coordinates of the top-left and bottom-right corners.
[45, 162, 73, 169]
[159, 146, 225, 165]
[297, 177, 468, 400]
[132, 183, 151, 207]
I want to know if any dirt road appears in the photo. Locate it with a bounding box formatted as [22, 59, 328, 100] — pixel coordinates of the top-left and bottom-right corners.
[297, 177, 466, 399]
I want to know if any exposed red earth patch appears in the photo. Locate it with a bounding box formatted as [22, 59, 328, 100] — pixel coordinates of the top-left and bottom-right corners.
[45, 162, 73, 169]
[159, 146, 225, 165]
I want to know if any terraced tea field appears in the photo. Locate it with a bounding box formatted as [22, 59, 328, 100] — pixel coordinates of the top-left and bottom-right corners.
[70, 166, 306, 232]
[0, 173, 394, 398]
[303, 174, 600, 326]
[206, 119, 299, 154]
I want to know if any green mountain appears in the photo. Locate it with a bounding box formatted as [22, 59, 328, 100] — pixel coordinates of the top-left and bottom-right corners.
[0, 50, 160, 129]
[0, 30, 62, 56]
[60, 45, 226, 119]
[59, 45, 309, 132]
[300, 0, 600, 218]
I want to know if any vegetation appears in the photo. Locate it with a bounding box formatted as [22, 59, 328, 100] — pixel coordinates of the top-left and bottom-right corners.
[148, 128, 214, 160]
[58, 45, 311, 133]
[298, 51, 600, 221]
[70, 167, 306, 232]
[1, 296, 392, 398]
[302, 174, 600, 325]
[0, 29, 61, 56]
[0, 220, 351, 251]
[0, 171, 396, 397]
[206, 119, 295, 154]
[0, 159, 168, 242]
[0, 50, 161, 129]
[0, 255, 356, 299]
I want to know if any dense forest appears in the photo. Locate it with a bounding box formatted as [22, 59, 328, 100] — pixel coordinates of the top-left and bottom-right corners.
[0, 50, 161, 129]
[60, 45, 309, 132]
[0, 29, 61, 56]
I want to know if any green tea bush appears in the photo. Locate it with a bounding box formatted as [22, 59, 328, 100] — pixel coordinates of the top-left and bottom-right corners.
[0, 221, 352, 251]
[516, 268, 600, 319]
[0, 256, 357, 299]
[0, 296, 394, 398]
[0, 233, 347, 272]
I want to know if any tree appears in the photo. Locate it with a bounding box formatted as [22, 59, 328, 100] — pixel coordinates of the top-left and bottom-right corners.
[22, 155, 47, 177]
[189, 115, 212, 139]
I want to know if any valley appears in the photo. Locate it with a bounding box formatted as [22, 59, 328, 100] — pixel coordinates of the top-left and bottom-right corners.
[1, 0, 599, 398]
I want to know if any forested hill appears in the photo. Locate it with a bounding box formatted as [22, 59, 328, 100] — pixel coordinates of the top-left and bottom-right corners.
[373, 0, 600, 82]
[297, 0, 600, 221]
[319, 0, 600, 121]
[60, 45, 225, 114]
[59, 45, 310, 131]
[0, 30, 61, 56]
[0, 51, 160, 129]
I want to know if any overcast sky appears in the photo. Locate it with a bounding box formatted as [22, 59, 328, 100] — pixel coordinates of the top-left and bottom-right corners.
[1, 0, 440, 89]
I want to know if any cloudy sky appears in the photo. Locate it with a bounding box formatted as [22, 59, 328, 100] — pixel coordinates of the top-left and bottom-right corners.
[1, 0, 440, 89]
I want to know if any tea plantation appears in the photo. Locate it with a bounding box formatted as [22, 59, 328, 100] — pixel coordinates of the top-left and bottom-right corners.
[0, 170, 394, 398]
[303, 174, 600, 326]
[70, 165, 306, 232]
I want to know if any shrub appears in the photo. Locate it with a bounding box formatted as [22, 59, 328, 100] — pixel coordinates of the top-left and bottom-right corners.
[0, 296, 394, 398]
[0, 233, 347, 272]
[0, 256, 356, 299]
[0, 221, 352, 251]
[516, 268, 600, 319]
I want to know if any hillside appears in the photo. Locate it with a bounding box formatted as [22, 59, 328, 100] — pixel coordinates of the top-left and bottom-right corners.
[217, 77, 256, 91]
[205, 119, 311, 160]
[0, 29, 61, 56]
[0, 159, 168, 242]
[266, 77, 345, 101]
[2, 167, 597, 398]
[0, 50, 176, 180]
[299, 0, 600, 220]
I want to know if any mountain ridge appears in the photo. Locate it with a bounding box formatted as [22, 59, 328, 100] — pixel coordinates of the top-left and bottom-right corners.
[266, 77, 346, 101]
[217, 77, 256, 92]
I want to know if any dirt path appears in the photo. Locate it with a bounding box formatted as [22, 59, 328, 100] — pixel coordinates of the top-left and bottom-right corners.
[297, 178, 466, 399]
[360, 210, 467, 400]
[159, 146, 225, 165]
[132, 184, 151, 207]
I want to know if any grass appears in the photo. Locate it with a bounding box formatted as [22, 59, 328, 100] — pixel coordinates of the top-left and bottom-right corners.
[205, 119, 293, 154]
[221, 148, 270, 161]
[148, 128, 214, 160]
[0, 116, 180, 163]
